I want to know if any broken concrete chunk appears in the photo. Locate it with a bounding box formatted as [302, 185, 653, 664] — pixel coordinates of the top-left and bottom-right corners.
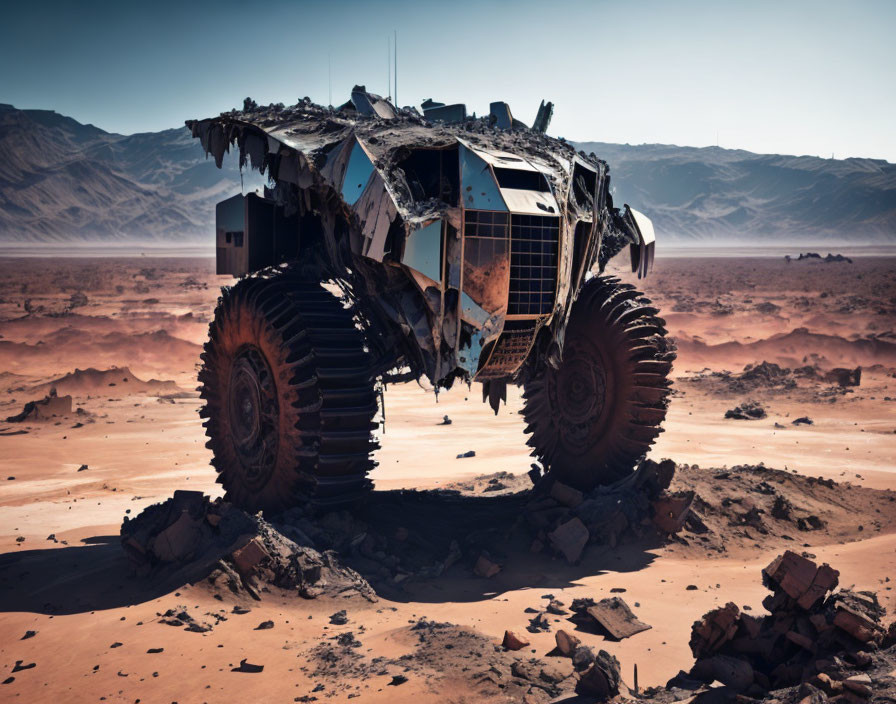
[585, 597, 651, 640]
[548, 517, 589, 564]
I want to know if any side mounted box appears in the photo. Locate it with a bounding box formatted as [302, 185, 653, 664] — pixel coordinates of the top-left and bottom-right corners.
[215, 193, 298, 276]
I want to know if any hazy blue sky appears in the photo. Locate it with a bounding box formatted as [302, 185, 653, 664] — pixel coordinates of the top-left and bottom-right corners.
[2, 0, 894, 161]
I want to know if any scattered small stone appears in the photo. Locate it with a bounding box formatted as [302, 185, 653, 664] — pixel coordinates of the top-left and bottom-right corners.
[255, 620, 274, 630]
[456, 450, 475, 459]
[21, 630, 36, 640]
[526, 612, 551, 634]
[388, 674, 408, 686]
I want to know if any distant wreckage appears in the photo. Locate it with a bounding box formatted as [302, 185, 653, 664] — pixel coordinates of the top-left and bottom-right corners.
[186, 86, 674, 511]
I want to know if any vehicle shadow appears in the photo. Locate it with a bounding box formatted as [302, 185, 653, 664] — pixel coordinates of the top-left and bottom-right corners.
[0, 535, 174, 615]
[0, 489, 663, 614]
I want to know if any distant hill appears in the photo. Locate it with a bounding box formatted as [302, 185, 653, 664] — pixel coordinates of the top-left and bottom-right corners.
[1, 103, 893, 243]
[575, 141, 896, 241]
[0, 103, 256, 243]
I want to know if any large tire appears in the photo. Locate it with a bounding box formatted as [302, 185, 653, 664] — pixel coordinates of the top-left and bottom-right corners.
[198, 274, 378, 512]
[522, 275, 675, 489]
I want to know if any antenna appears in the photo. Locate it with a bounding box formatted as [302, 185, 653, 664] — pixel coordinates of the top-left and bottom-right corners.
[394, 29, 398, 107]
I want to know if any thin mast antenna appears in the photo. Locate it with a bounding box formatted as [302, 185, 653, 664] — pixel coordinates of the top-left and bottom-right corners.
[394, 29, 398, 107]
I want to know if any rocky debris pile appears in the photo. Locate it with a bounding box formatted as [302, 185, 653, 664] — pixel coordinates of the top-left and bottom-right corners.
[121, 491, 375, 601]
[524, 459, 694, 564]
[5, 391, 74, 422]
[786, 253, 854, 264]
[306, 618, 583, 702]
[824, 367, 861, 388]
[725, 400, 768, 420]
[673, 550, 892, 698]
[682, 362, 863, 399]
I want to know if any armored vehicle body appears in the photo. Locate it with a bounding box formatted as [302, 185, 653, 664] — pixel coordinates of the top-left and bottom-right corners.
[187, 88, 674, 511]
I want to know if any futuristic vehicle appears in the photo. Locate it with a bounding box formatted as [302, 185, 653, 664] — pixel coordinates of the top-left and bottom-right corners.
[187, 87, 674, 511]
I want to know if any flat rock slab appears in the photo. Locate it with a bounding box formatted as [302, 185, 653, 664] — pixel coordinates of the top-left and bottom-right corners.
[586, 597, 652, 640]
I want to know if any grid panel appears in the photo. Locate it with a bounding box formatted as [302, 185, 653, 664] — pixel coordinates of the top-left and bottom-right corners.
[463, 210, 510, 239]
[508, 214, 560, 316]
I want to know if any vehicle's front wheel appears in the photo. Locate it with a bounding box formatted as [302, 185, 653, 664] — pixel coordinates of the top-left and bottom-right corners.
[198, 274, 378, 512]
[522, 275, 675, 489]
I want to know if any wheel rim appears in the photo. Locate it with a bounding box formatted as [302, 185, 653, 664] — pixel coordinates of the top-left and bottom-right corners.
[228, 346, 279, 490]
[546, 339, 609, 455]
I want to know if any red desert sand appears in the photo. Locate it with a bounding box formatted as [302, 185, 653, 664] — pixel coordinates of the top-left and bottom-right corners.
[1, 254, 895, 702]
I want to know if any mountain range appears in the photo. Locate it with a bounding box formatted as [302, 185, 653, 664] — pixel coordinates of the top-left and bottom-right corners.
[1, 103, 894, 243]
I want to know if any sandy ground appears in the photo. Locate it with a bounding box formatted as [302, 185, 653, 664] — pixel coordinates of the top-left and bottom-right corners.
[0, 253, 894, 702]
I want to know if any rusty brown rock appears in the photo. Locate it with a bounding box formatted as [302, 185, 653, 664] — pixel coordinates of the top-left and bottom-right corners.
[502, 630, 530, 651]
[762, 550, 839, 609]
[785, 630, 815, 651]
[231, 537, 270, 576]
[555, 629, 581, 657]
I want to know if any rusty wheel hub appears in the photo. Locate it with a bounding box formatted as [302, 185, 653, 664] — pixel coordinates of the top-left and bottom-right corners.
[228, 346, 279, 490]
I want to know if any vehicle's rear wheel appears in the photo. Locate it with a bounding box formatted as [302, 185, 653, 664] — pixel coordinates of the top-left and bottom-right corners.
[198, 274, 378, 512]
[522, 275, 675, 489]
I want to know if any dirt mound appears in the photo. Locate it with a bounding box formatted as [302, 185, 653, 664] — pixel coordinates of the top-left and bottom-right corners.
[656, 551, 896, 702]
[121, 491, 375, 602]
[305, 617, 592, 702]
[666, 464, 896, 558]
[31, 366, 183, 397]
[5, 391, 74, 422]
[0, 329, 201, 377]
